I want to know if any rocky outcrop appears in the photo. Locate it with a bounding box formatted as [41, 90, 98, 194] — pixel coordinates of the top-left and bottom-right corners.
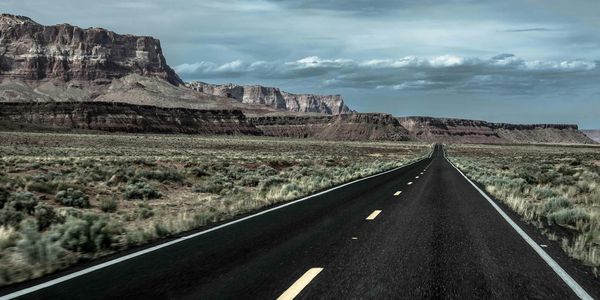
[0, 101, 261, 135]
[0, 14, 182, 85]
[398, 116, 595, 144]
[250, 113, 411, 141]
[187, 81, 352, 115]
[582, 130, 600, 143]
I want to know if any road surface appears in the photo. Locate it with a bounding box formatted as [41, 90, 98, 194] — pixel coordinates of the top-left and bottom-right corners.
[2, 145, 599, 299]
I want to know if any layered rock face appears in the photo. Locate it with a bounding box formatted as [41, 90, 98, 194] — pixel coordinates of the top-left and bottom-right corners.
[187, 82, 352, 115]
[398, 116, 595, 144]
[0, 102, 261, 135]
[581, 130, 600, 143]
[250, 113, 411, 141]
[0, 14, 182, 85]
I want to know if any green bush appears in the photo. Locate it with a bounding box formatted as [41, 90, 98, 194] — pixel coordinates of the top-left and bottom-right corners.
[238, 175, 260, 187]
[543, 196, 572, 214]
[135, 206, 154, 219]
[531, 186, 558, 200]
[52, 214, 123, 253]
[138, 169, 183, 183]
[6, 192, 38, 214]
[547, 208, 589, 227]
[124, 182, 161, 200]
[0, 187, 9, 208]
[194, 181, 228, 194]
[56, 188, 90, 208]
[0, 206, 25, 228]
[99, 197, 118, 213]
[17, 219, 72, 269]
[34, 203, 62, 230]
[259, 176, 288, 194]
[27, 180, 57, 194]
[0, 192, 39, 227]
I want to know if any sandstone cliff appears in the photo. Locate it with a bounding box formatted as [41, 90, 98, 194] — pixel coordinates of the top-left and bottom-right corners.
[397, 116, 595, 144]
[187, 81, 352, 115]
[250, 113, 411, 141]
[0, 101, 261, 135]
[0, 14, 182, 85]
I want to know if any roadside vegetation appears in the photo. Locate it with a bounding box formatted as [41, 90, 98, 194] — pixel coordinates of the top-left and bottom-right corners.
[448, 144, 600, 275]
[0, 132, 429, 286]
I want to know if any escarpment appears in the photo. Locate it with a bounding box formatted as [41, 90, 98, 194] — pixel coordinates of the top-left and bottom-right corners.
[250, 113, 411, 141]
[187, 81, 352, 115]
[397, 116, 595, 144]
[0, 101, 261, 135]
[0, 14, 182, 85]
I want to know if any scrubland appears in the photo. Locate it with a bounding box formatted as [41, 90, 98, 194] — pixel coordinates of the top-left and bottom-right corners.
[0, 132, 428, 285]
[448, 144, 600, 274]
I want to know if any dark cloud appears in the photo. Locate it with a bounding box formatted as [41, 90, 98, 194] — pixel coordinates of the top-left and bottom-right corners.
[176, 54, 598, 94]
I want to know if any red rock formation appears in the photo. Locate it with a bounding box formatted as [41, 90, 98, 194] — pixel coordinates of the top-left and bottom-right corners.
[0, 101, 260, 135]
[0, 14, 182, 85]
[187, 81, 352, 115]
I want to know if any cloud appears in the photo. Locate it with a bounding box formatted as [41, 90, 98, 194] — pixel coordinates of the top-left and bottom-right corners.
[175, 54, 598, 94]
[502, 27, 555, 32]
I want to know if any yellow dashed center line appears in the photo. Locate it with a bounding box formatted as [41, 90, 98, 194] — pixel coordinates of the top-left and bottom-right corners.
[366, 210, 382, 220]
[394, 191, 402, 196]
[277, 268, 324, 300]
[407, 182, 413, 185]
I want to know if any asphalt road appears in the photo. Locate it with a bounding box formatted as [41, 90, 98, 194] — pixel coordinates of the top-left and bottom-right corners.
[2, 144, 599, 299]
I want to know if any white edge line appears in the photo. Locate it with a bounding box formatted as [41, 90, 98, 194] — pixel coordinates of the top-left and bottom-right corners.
[1, 154, 433, 299]
[445, 156, 592, 300]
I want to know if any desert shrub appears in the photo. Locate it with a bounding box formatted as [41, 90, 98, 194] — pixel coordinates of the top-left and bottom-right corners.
[256, 165, 278, 177]
[259, 176, 288, 194]
[238, 175, 260, 187]
[34, 203, 62, 230]
[138, 169, 183, 183]
[56, 188, 90, 208]
[193, 182, 225, 194]
[135, 205, 154, 220]
[547, 208, 589, 227]
[6, 192, 38, 214]
[543, 196, 572, 214]
[27, 181, 56, 194]
[0, 187, 9, 208]
[0, 206, 25, 228]
[193, 174, 233, 194]
[0, 226, 18, 250]
[188, 168, 209, 178]
[266, 183, 302, 201]
[124, 182, 161, 200]
[531, 186, 558, 200]
[153, 223, 169, 237]
[52, 214, 123, 253]
[0, 192, 39, 227]
[99, 197, 118, 213]
[16, 219, 73, 272]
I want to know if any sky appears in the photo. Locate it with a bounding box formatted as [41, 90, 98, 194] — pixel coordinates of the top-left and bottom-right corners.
[2, 0, 599, 128]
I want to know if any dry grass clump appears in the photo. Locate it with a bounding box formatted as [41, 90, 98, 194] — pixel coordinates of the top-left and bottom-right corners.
[0, 132, 429, 286]
[448, 144, 600, 274]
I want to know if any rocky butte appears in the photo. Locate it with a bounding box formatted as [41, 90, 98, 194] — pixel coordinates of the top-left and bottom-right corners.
[187, 82, 352, 115]
[0, 14, 181, 85]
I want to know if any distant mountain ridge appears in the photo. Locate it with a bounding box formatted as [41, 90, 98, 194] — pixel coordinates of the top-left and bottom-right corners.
[0, 14, 594, 144]
[187, 81, 352, 115]
[397, 116, 594, 144]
